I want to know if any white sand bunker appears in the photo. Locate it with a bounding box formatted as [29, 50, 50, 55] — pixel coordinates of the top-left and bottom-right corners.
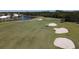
[37, 19, 43, 21]
[48, 23, 57, 27]
[54, 28, 69, 34]
[54, 37, 75, 49]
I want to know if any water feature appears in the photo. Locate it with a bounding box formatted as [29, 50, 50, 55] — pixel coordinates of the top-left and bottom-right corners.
[20, 15, 33, 20]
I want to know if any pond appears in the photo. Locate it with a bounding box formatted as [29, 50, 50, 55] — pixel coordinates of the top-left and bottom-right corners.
[20, 15, 34, 20]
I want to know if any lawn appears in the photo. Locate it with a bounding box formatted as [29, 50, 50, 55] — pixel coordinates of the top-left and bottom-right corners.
[0, 17, 79, 49]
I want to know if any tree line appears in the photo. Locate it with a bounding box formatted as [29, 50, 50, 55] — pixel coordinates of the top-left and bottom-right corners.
[0, 10, 79, 23]
[20, 10, 79, 23]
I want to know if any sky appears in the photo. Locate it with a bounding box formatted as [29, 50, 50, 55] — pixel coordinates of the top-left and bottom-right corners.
[0, 0, 79, 10]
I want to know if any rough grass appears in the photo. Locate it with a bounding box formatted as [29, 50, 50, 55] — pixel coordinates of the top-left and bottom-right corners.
[0, 17, 79, 49]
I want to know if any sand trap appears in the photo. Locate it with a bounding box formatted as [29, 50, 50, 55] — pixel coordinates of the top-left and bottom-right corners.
[54, 28, 69, 34]
[38, 19, 43, 21]
[48, 23, 57, 27]
[54, 37, 75, 49]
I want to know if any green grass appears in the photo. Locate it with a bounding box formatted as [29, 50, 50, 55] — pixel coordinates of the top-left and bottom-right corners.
[0, 17, 79, 49]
